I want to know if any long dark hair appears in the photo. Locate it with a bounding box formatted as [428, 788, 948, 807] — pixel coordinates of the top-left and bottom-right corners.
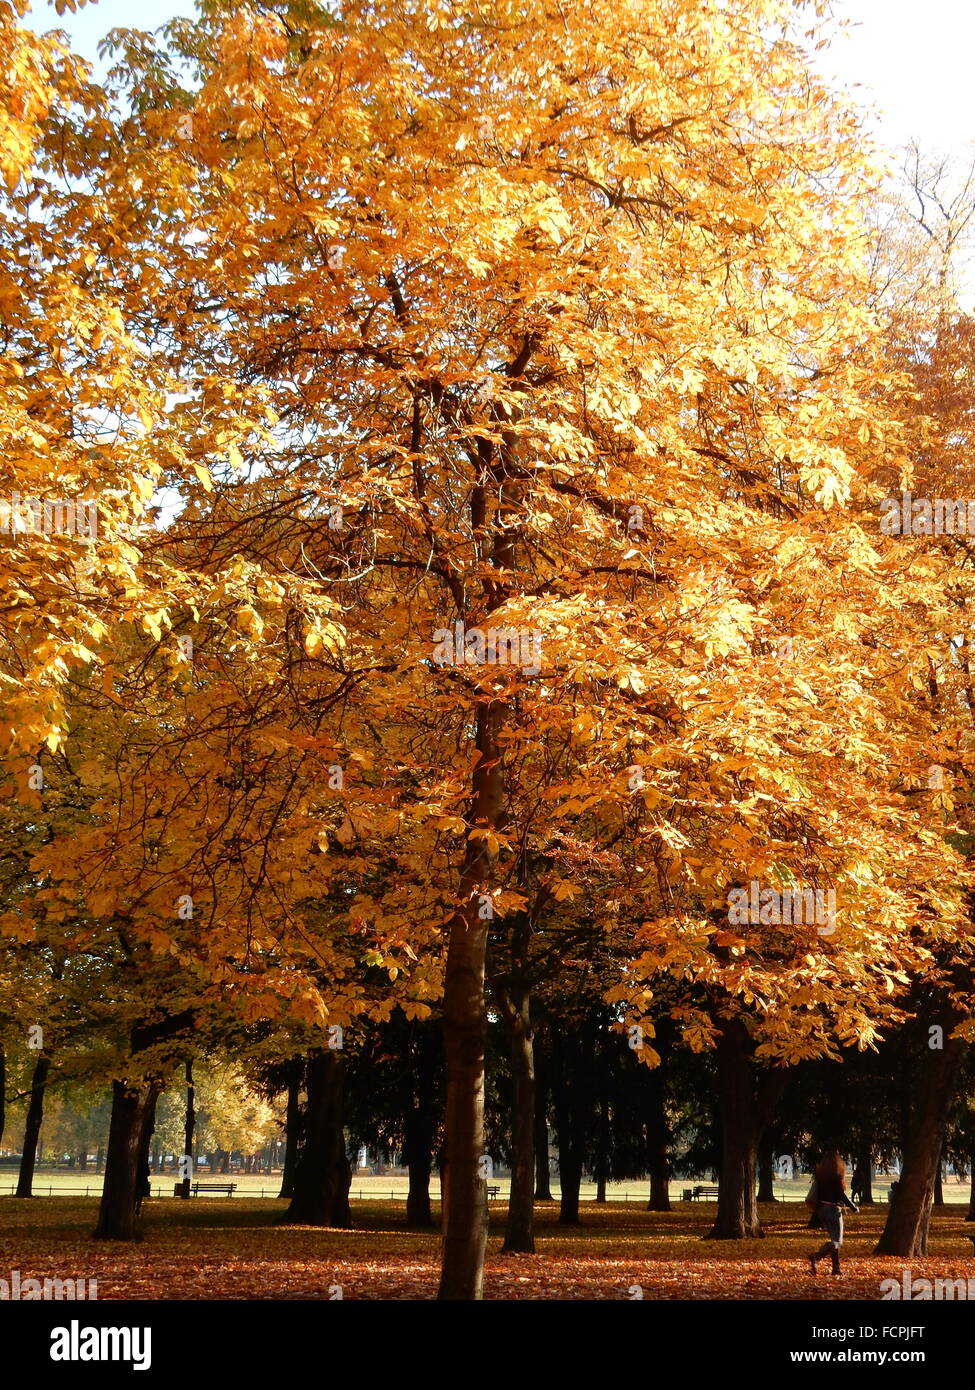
[814, 1151, 846, 1186]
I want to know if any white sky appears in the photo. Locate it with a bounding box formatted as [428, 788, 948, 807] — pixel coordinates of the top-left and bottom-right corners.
[824, 0, 975, 161]
[25, 0, 197, 67]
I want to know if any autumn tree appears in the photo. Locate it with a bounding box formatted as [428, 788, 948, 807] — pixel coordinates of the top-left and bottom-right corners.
[861, 151, 975, 1256]
[9, 0, 975, 1295]
[52, 0, 973, 1287]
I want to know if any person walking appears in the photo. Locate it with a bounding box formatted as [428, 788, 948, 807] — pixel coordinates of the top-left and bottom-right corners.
[806, 1151, 858, 1276]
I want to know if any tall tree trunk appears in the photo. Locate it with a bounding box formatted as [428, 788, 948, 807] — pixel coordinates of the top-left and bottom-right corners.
[405, 1026, 437, 1227]
[852, 1141, 874, 1204]
[501, 980, 535, 1252]
[534, 1042, 553, 1201]
[16, 1054, 51, 1198]
[436, 1141, 448, 1219]
[551, 1026, 587, 1226]
[558, 1150, 583, 1224]
[94, 1010, 192, 1238]
[281, 1051, 352, 1227]
[136, 1093, 158, 1211]
[179, 1060, 195, 1199]
[898, 1052, 912, 1166]
[706, 1016, 787, 1239]
[708, 1019, 760, 1238]
[934, 1148, 944, 1207]
[438, 698, 504, 1300]
[648, 1159, 670, 1211]
[404, 1114, 434, 1227]
[593, 1095, 609, 1204]
[278, 1060, 302, 1200]
[756, 1134, 776, 1203]
[646, 1064, 671, 1212]
[93, 1080, 160, 1239]
[876, 1023, 965, 1256]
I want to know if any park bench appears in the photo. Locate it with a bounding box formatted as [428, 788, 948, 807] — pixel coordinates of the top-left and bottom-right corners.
[190, 1182, 237, 1197]
[487, 1185, 501, 1199]
[682, 1184, 720, 1201]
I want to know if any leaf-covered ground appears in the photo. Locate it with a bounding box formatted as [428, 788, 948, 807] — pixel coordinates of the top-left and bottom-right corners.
[3, 1198, 974, 1299]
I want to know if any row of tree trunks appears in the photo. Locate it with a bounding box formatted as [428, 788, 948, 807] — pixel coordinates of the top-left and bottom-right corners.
[280, 1050, 352, 1227]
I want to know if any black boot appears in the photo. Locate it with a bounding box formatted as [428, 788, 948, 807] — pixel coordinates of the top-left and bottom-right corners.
[830, 1249, 841, 1276]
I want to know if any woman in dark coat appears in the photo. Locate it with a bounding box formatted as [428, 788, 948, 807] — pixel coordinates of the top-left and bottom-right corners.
[807, 1151, 858, 1276]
